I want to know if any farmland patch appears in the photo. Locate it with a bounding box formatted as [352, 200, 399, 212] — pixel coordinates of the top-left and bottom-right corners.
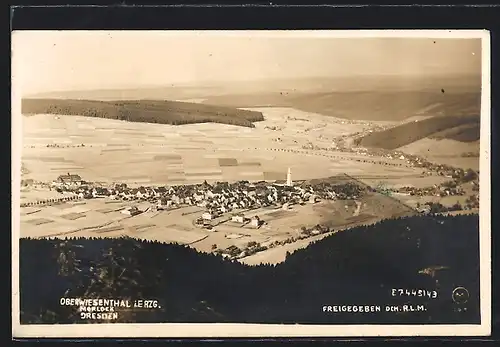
[25, 218, 53, 226]
[218, 158, 238, 167]
[60, 212, 87, 221]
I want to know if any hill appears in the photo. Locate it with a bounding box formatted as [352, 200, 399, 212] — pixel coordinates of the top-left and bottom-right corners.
[429, 123, 480, 142]
[354, 114, 480, 150]
[19, 214, 480, 325]
[201, 91, 481, 122]
[25, 75, 481, 122]
[21, 98, 264, 128]
[399, 138, 480, 158]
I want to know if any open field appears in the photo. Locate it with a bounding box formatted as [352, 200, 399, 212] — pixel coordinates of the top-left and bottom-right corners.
[398, 138, 480, 170]
[18, 100, 479, 265]
[19, 183, 416, 265]
[21, 109, 428, 186]
[240, 189, 416, 265]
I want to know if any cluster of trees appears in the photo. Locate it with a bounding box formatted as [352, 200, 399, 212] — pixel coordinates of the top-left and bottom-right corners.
[453, 168, 479, 184]
[112, 100, 264, 122]
[305, 181, 366, 200]
[21, 99, 264, 128]
[19, 214, 480, 325]
[461, 151, 480, 158]
[465, 194, 480, 209]
[420, 201, 464, 214]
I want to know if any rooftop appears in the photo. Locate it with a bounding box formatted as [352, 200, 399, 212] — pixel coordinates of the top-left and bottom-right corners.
[57, 174, 83, 181]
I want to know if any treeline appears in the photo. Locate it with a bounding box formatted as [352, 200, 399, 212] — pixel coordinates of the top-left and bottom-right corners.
[355, 114, 481, 149]
[21, 99, 264, 128]
[429, 123, 480, 142]
[19, 214, 480, 325]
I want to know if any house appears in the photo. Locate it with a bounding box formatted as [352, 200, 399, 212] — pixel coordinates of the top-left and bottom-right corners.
[92, 187, 109, 198]
[157, 198, 172, 210]
[250, 216, 261, 228]
[309, 194, 319, 204]
[120, 191, 134, 200]
[417, 205, 431, 214]
[193, 193, 204, 202]
[135, 187, 149, 199]
[202, 212, 214, 220]
[121, 206, 141, 216]
[152, 187, 167, 198]
[114, 183, 128, 190]
[171, 195, 181, 205]
[55, 173, 84, 186]
[231, 214, 245, 223]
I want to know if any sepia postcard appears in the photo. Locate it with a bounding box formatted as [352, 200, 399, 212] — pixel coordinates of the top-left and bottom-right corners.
[11, 30, 491, 338]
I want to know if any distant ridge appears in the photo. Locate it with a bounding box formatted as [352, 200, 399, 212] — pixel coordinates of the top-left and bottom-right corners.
[354, 114, 480, 149]
[21, 98, 264, 128]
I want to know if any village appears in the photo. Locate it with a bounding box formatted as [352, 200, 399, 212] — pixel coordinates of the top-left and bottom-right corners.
[300, 140, 480, 205]
[19, 165, 479, 262]
[304, 139, 478, 179]
[40, 168, 364, 218]
[18, 169, 376, 260]
[19, 145, 479, 262]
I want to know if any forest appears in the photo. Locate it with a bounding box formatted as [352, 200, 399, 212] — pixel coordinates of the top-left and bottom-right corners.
[354, 114, 480, 149]
[21, 98, 265, 128]
[19, 214, 480, 325]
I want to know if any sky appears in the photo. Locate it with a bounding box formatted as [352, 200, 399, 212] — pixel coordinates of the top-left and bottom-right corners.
[12, 31, 483, 96]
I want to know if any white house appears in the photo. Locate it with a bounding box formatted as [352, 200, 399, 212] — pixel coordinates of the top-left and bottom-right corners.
[193, 193, 203, 202]
[250, 216, 261, 228]
[157, 199, 172, 210]
[231, 214, 245, 223]
[202, 212, 214, 220]
[152, 186, 167, 197]
[171, 195, 181, 205]
[417, 205, 431, 214]
[309, 195, 319, 204]
[121, 206, 141, 216]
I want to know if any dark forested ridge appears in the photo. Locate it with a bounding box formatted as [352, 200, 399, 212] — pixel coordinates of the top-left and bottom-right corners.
[21, 98, 264, 127]
[201, 90, 481, 122]
[355, 114, 480, 149]
[19, 214, 480, 325]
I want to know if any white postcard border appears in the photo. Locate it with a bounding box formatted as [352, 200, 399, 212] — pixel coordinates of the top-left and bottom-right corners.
[11, 29, 491, 338]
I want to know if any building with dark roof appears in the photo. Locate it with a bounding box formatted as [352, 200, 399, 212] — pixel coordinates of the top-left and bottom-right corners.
[56, 173, 83, 185]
